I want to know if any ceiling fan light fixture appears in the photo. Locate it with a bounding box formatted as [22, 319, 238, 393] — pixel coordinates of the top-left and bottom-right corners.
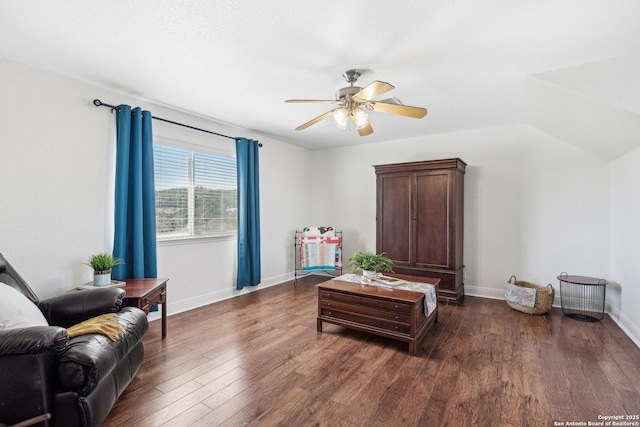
[287, 70, 426, 136]
[353, 108, 369, 129]
[333, 108, 349, 129]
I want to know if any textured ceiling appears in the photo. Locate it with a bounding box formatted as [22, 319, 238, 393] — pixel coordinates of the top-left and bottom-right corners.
[1, 1, 639, 150]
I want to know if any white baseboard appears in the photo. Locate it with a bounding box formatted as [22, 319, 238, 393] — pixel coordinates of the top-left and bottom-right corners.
[464, 284, 505, 301]
[605, 303, 640, 349]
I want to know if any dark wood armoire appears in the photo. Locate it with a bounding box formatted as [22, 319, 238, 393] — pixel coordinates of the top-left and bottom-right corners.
[375, 158, 466, 304]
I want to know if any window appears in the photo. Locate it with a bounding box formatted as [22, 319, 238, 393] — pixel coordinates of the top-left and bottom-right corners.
[154, 143, 237, 239]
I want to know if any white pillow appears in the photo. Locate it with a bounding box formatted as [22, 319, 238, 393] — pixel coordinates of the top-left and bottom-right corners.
[303, 226, 335, 237]
[0, 282, 49, 330]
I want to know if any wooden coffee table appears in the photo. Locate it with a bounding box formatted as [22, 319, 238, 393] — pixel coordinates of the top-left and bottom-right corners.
[120, 278, 169, 339]
[317, 277, 439, 356]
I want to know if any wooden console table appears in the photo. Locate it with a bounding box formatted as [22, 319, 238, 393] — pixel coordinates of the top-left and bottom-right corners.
[317, 277, 439, 356]
[121, 278, 169, 339]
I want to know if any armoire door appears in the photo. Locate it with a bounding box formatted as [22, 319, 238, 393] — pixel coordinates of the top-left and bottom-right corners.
[377, 173, 412, 266]
[414, 170, 452, 269]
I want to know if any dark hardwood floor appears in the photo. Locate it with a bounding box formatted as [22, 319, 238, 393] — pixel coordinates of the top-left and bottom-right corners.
[103, 275, 640, 427]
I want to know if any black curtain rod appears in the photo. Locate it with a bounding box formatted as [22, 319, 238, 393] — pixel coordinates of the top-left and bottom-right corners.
[93, 99, 262, 146]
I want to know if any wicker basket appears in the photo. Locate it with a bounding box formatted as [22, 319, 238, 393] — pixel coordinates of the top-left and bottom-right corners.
[505, 275, 554, 314]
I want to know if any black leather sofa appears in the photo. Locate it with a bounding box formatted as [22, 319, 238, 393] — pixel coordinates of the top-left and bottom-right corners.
[0, 253, 148, 427]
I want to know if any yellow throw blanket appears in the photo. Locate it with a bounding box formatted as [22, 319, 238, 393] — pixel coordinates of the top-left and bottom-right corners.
[67, 313, 124, 341]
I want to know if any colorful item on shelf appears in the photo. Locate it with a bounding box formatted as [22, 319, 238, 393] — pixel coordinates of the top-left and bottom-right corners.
[299, 235, 342, 270]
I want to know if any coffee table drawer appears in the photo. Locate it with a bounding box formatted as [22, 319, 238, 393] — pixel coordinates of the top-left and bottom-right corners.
[319, 290, 412, 313]
[319, 299, 410, 323]
[320, 307, 411, 335]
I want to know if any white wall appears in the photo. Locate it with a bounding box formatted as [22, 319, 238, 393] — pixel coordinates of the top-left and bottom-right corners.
[1, 58, 114, 296]
[0, 58, 311, 309]
[310, 124, 612, 303]
[610, 146, 640, 345]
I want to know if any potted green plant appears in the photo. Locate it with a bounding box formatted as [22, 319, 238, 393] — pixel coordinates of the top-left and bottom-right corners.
[348, 251, 394, 277]
[85, 253, 123, 286]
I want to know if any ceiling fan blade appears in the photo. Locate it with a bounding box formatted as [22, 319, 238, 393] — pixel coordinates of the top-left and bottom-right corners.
[354, 81, 394, 101]
[357, 121, 374, 136]
[372, 101, 427, 118]
[294, 110, 335, 131]
[285, 99, 338, 104]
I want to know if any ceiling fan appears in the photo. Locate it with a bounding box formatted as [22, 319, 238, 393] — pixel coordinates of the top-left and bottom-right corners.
[285, 69, 427, 136]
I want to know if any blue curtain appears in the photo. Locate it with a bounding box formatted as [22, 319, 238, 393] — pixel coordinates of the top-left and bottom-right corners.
[236, 138, 261, 290]
[112, 105, 157, 280]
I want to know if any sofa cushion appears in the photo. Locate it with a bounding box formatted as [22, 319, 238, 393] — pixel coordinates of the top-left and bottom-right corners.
[0, 282, 49, 330]
[57, 307, 148, 396]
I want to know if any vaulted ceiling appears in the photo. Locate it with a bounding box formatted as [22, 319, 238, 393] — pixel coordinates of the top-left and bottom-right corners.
[1, 1, 639, 154]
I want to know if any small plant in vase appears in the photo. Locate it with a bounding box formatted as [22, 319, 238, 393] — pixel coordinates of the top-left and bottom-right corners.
[86, 253, 123, 286]
[348, 251, 394, 282]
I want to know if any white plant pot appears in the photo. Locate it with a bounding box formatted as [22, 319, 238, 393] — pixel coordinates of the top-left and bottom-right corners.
[362, 270, 376, 278]
[93, 271, 112, 287]
[361, 269, 377, 284]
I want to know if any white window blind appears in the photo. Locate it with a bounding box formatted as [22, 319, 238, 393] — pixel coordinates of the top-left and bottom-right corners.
[154, 144, 237, 239]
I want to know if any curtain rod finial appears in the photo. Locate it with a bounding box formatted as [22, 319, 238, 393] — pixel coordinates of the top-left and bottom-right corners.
[93, 99, 103, 107]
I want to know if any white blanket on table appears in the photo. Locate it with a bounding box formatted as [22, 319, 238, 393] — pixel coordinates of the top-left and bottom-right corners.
[335, 273, 437, 316]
